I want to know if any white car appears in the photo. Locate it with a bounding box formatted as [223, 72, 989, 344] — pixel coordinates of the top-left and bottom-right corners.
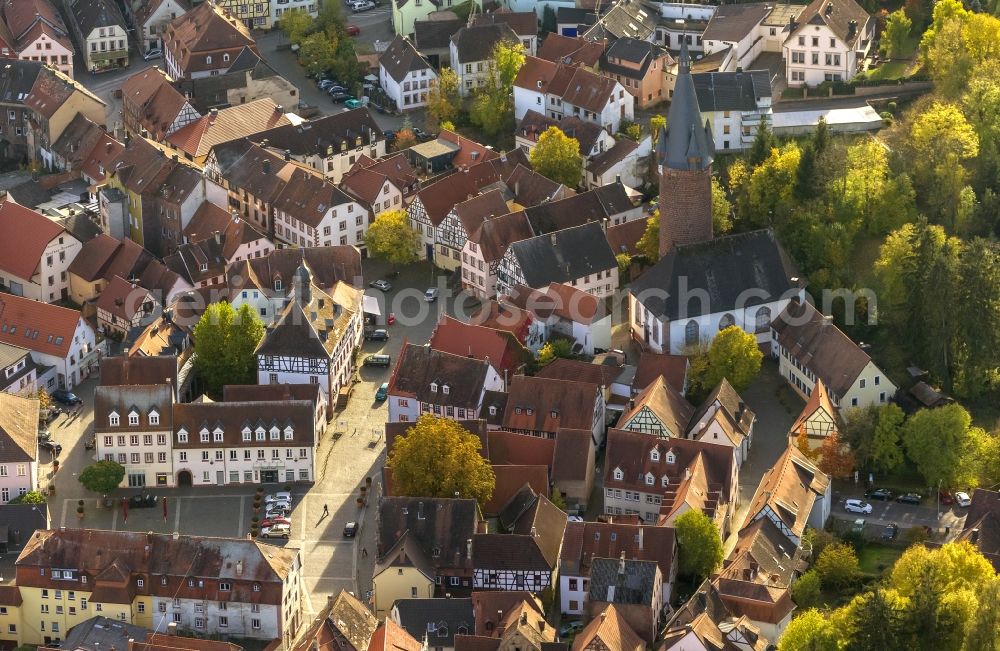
[424, 288, 439, 302]
[955, 491, 972, 507]
[844, 499, 873, 514]
[260, 524, 291, 539]
[351, 0, 375, 10]
[265, 492, 292, 504]
[142, 47, 162, 60]
[266, 499, 291, 512]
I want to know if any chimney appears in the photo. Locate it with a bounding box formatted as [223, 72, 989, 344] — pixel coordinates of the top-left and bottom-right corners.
[530, 526, 537, 537]
[972, 528, 981, 544]
[550, 233, 557, 246]
[210, 108, 219, 119]
[618, 550, 626, 575]
[519, 612, 527, 626]
[213, 230, 221, 244]
[284, 149, 291, 161]
[684, 467, 691, 480]
[263, 159, 271, 175]
[600, 610, 607, 622]
[538, 620, 545, 633]
[467, 538, 472, 559]
[172, 531, 180, 540]
[275, 105, 283, 115]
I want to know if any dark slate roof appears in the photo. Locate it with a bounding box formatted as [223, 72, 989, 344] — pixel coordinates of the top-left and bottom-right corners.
[702, 3, 771, 42]
[380, 35, 433, 83]
[69, 0, 125, 37]
[471, 12, 538, 36]
[392, 598, 474, 648]
[588, 557, 659, 606]
[629, 229, 800, 321]
[0, 502, 48, 551]
[793, 0, 871, 48]
[59, 616, 149, 651]
[376, 497, 479, 571]
[451, 23, 519, 65]
[0, 59, 43, 106]
[556, 7, 594, 25]
[521, 183, 633, 234]
[414, 19, 463, 50]
[657, 42, 713, 171]
[581, 0, 655, 41]
[240, 109, 383, 157]
[692, 70, 771, 112]
[510, 221, 617, 288]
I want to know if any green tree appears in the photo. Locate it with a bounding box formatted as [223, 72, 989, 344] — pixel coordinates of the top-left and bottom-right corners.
[964, 577, 1000, 651]
[388, 415, 495, 506]
[79, 460, 126, 494]
[9, 490, 46, 504]
[689, 326, 763, 398]
[884, 9, 912, 56]
[650, 115, 666, 143]
[636, 215, 659, 261]
[955, 238, 1000, 397]
[778, 609, 841, 651]
[842, 404, 880, 466]
[903, 403, 984, 488]
[843, 589, 905, 651]
[529, 126, 582, 188]
[815, 542, 861, 592]
[747, 115, 776, 166]
[279, 9, 313, 44]
[541, 4, 556, 33]
[616, 253, 632, 281]
[869, 403, 905, 473]
[364, 209, 420, 266]
[747, 143, 802, 227]
[674, 510, 724, 581]
[470, 40, 524, 137]
[537, 339, 573, 366]
[193, 302, 264, 398]
[794, 143, 818, 201]
[624, 122, 642, 142]
[907, 102, 979, 228]
[710, 177, 732, 234]
[298, 31, 339, 78]
[426, 67, 460, 130]
[791, 569, 822, 608]
[920, 0, 969, 58]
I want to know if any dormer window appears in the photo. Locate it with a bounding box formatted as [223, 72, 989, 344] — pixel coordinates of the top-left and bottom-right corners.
[430, 382, 438, 393]
[148, 410, 159, 426]
[200, 263, 208, 272]
[650, 450, 660, 462]
[442, 385, 449, 395]
[284, 426, 293, 440]
[213, 429, 224, 442]
[206, 55, 212, 64]
[613, 467, 623, 481]
[489, 406, 497, 415]
[128, 411, 139, 426]
[177, 430, 188, 443]
[223, 53, 230, 62]
[550, 410, 558, 418]
[242, 428, 251, 442]
[662, 476, 669, 487]
[270, 427, 280, 440]
[274, 279, 282, 291]
[645, 473, 654, 485]
[200, 429, 210, 442]
[256, 427, 266, 441]
[109, 412, 119, 427]
[666, 451, 676, 464]
[526, 408, 534, 415]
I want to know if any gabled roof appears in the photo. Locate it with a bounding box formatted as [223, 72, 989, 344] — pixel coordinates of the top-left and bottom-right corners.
[471, 591, 542, 636]
[167, 99, 293, 159]
[602, 37, 670, 80]
[455, 188, 511, 237]
[451, 23, 519, 65]
[367, 619, 425, 651]
[376, 497, 479, 571]
[486, 429, 555, 469]
[0, 391, 38, 463]
[290, 590, 377, 651]
[559, 520, 674, 581]
[582, 0, 655, 41]
[789, 377, 838, 437]
[4, 0, 68, 44]
[791, 0, 871, 48]
[693, 70, 771, 113]
[588, 557, 659, 606]
[551, 428, 593, 483]
[51, 113, 124, 182]
[504, 281, 602, 326]
[0, 290, 88, 359]
[380, 35, 433, 83]
[689, 378, 755, 441]
[957, 489, 1000, 571]
[619, 375, 694, 439]
[571, 604, 644, 651]
[392, 598, 474, 649]
[772, 299, 877, 399]
[387, 342, 495, 408]
[741, 444, 829, 539]
[517, 110, 606, 157]
[94, 275, 155, 322]
[25, 65, 103, 119]
[633, 352, 688, 395]
[536, 34, 603, 67]
[485, 470, 549, 516]
[702, 3, 770, 42]
[586, 138, 639, 177]
[247, 108, 383, 158]
[521, 184, 632, 235]
[713, 517, 799, 624]
[537, 358, 621, 388]
[121, 67, 193, 139]
[472, 491, 566, 571]
[428, 315, 529, 375]
[471, 11, 538, 36]
[502, 375, 599, 434]
[414, 18, 464, 50]
[0, 199, 67, 279]
[162, 1, 256, 71]
[509, 222, 616, 289]
[630, 229, 799, 321]
[605, 218, 646, 258]
[69, 0, 126, 38]
[255, 281, 359, 359]
[468, 210, 534, 264]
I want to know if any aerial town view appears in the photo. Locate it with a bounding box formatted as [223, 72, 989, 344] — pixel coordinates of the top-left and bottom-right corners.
[0, 0, 998, 648]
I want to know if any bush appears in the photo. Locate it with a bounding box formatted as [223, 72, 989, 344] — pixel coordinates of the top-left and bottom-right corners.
[9, 490, 46, 504]
[792, 569, 823, 608]
[803, 528, 837, 560]
[815, 542, 861, 591]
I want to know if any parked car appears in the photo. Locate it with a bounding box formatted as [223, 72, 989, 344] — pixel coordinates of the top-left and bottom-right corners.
[896, 492, 923, 505]
[39, 407, 60, 424]
[364, 354, 391, 367]
[412, 127, 431, 141]
[383, 129, 396, 143]
[39, 440, 61, 455]
[260, 516, 292, 528]
[424, 288, 439, 302]
[346, 24, 360, 35]
[84, 435, 95, 450]
[366, 329, 389, 342]
[955, 491, 972, 507]
[326, 85, 348, 94]
[38, 429, 51, 442]
[318, 79, 337, 90]
[143, 47, 162, 60]
[844, 499, 873, 514]
[129, 493, 157, 508]
[939, 489, 954, 505]
[265, 506, 291, 519]
[369, 279, 392, 292]
[559, 621, 584, 636]
[866, 488, 893, 501]
[265, 492, 292, 504]
[343, 521, 358, 537]
[266, 499, 292, 512]
[351, 1, 375, 11]
[330, 92, 353, 103]
[852, 518, 866, 534]
[882, 523, 899, 540]
[345, 98, 362, 109]
[375, 382, 389, 401]
[51, 389, 81, 405]
[261, 524, 291, 539]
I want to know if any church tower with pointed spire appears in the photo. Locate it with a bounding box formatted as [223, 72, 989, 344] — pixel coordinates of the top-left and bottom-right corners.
[657, 42, 715, 257]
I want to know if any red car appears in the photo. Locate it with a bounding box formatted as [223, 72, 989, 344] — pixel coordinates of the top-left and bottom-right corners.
[346, 24, 360, 36]
[939, 490, 954, 505]
[260, 516, 291, 528]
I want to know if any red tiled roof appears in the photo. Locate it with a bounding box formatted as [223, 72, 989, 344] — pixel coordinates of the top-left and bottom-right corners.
[484, 466, 549, 515]
[0, 292, 87, 358]
[486, 429, 555, 468]
[0, 200, 66, 279]
[502, 375, 599, 434]
[633, 351, 688, 394]
[167, 99, 292, 159]
[428, 315, 529, 374]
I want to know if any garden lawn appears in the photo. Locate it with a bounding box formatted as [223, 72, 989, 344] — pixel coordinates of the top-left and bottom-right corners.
[858, 544, 903, 577]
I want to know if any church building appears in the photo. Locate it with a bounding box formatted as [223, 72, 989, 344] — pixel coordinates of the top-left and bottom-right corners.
[628, 43, 804, 355]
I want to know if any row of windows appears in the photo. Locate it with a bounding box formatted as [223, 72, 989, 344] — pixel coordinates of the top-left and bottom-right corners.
[103, 434, 167, 446]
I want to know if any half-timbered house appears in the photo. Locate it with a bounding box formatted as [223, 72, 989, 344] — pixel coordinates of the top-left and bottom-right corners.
[740, 444, 830, 547]
[462, 210, 534, 300]
[255, 266, 363, 412]
[437, 189, 510, 272]
[618, 376, 694, 439]
[786, 378, 838, 451]
[502, 375, 606, 445]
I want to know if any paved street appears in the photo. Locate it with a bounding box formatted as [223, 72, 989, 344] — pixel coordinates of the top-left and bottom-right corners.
[829, 495, 968, 533]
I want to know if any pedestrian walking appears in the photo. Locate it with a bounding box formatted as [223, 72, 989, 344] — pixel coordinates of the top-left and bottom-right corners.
[323, 504, 329, 516]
